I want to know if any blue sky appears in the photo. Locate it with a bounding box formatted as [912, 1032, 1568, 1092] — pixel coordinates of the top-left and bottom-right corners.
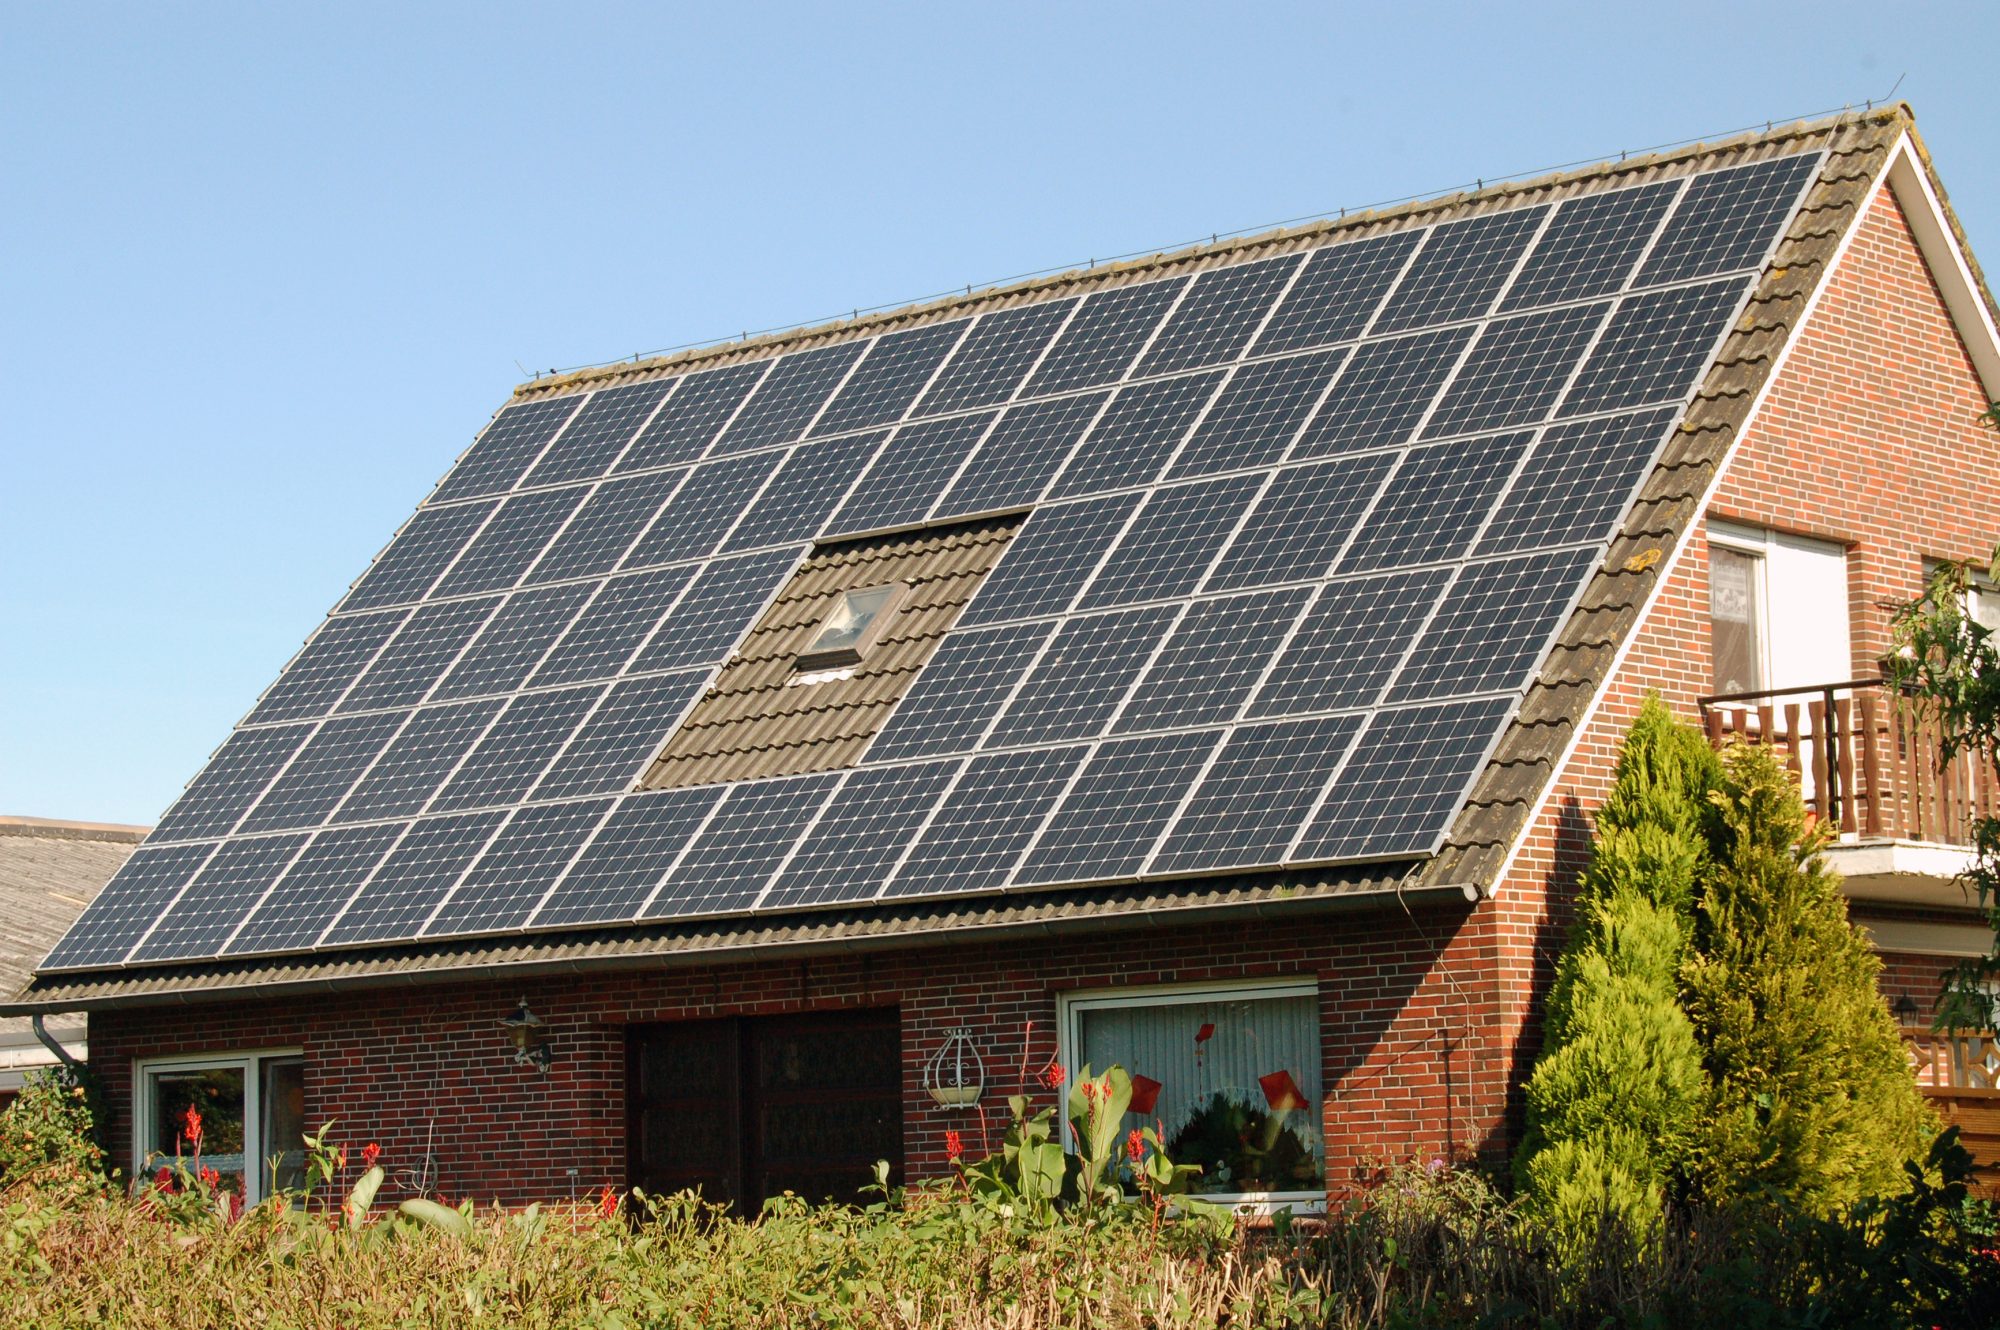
[4, 2, 1995, 826]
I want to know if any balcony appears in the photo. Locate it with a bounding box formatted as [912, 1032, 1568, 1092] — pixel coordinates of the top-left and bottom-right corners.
[1698, 679, 1998, 907]
[1905, 1026, 2000, 1193]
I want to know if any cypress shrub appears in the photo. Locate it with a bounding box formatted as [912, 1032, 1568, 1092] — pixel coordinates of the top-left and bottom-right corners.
[1683, 739, 1936, 1214]
[1515, 698, 1718, 1242]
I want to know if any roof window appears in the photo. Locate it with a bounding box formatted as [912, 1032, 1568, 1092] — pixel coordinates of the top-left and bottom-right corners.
[797, 583, 904, 671]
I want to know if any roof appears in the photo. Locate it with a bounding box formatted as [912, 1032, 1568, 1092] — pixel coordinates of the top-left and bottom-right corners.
[0, 818, 144, 1031]
[11, 106, 1968, 1016]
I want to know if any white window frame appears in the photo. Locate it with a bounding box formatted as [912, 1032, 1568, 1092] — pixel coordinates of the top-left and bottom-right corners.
[1057, 976, 1326, 1214]
[1707, 523, 1774, 694]
[132, 1047, 303, 1205]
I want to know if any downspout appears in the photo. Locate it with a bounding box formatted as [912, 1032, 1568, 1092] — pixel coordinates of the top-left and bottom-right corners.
[31, 1015, 81, 1072]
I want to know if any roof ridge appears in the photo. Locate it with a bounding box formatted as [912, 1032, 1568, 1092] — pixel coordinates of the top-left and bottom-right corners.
[513, 106, 1907, 404]
[0, 816, 150, 844]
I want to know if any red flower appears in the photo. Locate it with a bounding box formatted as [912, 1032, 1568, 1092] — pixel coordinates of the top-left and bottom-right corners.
[1039, 1062, 1066, 1090]
[335, 1147, 347, 1170]
[1079, 1079, 1099, 1104]
[153, 1166, 172, 1189]
[199, 1166, 220, 1190]
[182, 1106, 204, 1151]
[944, 1129, 963, 1160]
[597, 1184, 619, 1219]
[1126, 1129, 1144, 1164]
[362, 1142, 382, 1170]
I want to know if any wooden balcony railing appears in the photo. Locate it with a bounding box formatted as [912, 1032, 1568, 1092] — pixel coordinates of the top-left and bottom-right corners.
[1905, 1026, 2000, 1193]
[1698, 679, 2000, 847]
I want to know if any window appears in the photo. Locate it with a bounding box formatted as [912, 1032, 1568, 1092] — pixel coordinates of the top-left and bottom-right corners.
[1708, 543, 1763, 693]
[1707, 521, 1852, 696]
[1059, 979, 1324, 1208]
[134, 1050, 305, 1203]
[796, 583, 904, 671]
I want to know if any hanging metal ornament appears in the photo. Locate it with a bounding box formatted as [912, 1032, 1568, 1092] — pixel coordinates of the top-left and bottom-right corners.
[922, 1028, 985, 1108]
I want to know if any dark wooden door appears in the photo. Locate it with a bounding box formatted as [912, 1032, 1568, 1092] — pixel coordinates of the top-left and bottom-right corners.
[627, 1008, 901, 1211]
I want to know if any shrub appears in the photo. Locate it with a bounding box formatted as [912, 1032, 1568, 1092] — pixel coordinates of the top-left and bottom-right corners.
[0, 1069, 107, 1195]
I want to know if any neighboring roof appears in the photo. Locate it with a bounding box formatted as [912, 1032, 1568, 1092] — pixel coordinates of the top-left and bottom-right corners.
[0, 818, 144, 1031]
[18, 104, 1980, 1013]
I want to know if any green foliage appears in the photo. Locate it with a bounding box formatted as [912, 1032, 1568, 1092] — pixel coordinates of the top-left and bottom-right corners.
[1684, 740, 1937, 1214]
[1515, 697, 1715, 1244]
[0, 1071, 107, 1196]
[1165, 1092, 1316, 1194]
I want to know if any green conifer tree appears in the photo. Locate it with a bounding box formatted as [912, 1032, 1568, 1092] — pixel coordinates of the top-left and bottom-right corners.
[1515, 698, 1718, 1243]
[1682, 740, 1936, 1214]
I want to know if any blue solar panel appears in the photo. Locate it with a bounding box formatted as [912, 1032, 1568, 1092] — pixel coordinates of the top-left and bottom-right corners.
[426, 798, 615, 936]
[1167, 350, 1347, 480]
[432, 583, 595, 701]
[530, 670, 709, 800]
[711, 340, 868, 455]
[914, 299, 1075, 415]
[984, 605, 1179, 747]
[957, 494, 1142, 628]
[332, 699, 506, 823]
[1047, 371, 1225, 500]
[336, 597, 500, 714]
[532, 787, 725, 927]
[1076, 474, 1262, 610]
[1014, 730, 1225, 886]
[1292, 697, 1514, 860]
[866, 620, 1055, 762]
[1250, 231, 1421, 356]
[885, 746, 1086, 897]
[526, 468, 688, 585]
[246, 609, 409, 725]
[1133, 253, 1300, 376]
[645, 772, 841, 918]
[339, 501, 497, 613]
[129, 834, 309, 963]
[617, 362, 767, 472]
[322, 810, 509, 945]
[829, 412, 996, 536]
[430, 396, 584, 504]
[530, 566, 697, 687]
[1148, 715, 1364, 875]
[40, 843, 222, 969]
[933, 393, 1107, 518]
[812, 320, 969, 436]
[1288, 327, 1474, 461]
[429, 685, 604, 812]
[1202, 454, 1396, 593]
[520, 379, 677, 487]
[237, 711, 408, 833]
[225, 822, 407, 955]
[760, 760, 959, 909]
[1115, 588, 1312, 732]
[1022, 277, 1187, 396]
[150, 724, 313, 843]
[1248, 569, 1452, 718]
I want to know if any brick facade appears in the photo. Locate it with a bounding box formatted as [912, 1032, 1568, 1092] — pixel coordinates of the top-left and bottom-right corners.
[90, 180, 1999, 1206]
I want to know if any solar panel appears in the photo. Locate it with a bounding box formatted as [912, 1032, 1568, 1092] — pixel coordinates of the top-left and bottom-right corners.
[54, 146, 1827, 971]
[425, 799, 614, 936]
[531, 787, 725, 927]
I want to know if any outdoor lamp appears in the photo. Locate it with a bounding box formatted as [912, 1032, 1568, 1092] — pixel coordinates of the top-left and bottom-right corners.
[1892, 993, 1922, 1027]
[500, 998, 554, 1072]
[922, 1028, 984, 1108]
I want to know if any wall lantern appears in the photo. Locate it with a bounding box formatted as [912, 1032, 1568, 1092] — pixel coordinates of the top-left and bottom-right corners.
[922, 1029, 985, 1108]
[1892, 993, 1922, 1027]
[500, 998, 554, 1072]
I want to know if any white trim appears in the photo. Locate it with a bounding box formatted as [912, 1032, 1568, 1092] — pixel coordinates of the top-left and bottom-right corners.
[1884, 134, 2000, 399]
[1056, 975, 1327, 1214]
[132, 1047, 304, 1206]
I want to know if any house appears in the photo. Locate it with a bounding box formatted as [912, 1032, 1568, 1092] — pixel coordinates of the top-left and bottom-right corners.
[5, 104, 1997, 1211]
[0, 818, 144, 1110]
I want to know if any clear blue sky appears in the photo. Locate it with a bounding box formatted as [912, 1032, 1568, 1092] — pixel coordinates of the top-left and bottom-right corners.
[4, 2, 1994, 826]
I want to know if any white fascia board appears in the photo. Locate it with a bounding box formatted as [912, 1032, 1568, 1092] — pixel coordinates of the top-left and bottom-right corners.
[1884, 133, 2000, 400]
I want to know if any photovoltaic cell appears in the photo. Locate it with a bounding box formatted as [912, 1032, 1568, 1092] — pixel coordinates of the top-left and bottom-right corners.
[865, 621, 1056, 762]
[1288, 326, 1473, 460]
[130, 834, 308, 962]
[237, 711, 408, 833]
[530, 670, 709, 800]
[645, 772, 841, 918]
[427, 799, 615, 935]
[39, 843, 221, 969]
[1370, 205, 1549, 335]
[529, 567, 696, 687]
[1475, 408, 1675, 556]
[225, 822, 406, 955]
[519, 379, 677, 487]
[151, 724, 313, 842]
[339, 501, 496, 612]
[617, 362, 767, 472]
[1559, 278, 1746, 417]
[1167, 349, 1346, 480]
[885, 745, 1085, 897]
[828, 412, 995, 536]
[1337, 431, 1534, 574]
[1500, 179, 1680, 311]
[621, 451, 782, 569]
[429, 396, 582, 504]
[1021, 277, 1188, 396]
[337, 597, 500, 713]
[246, 609, 409, 724]
[1133, 253, 1300, 376]
[710, 339, 867, 455]
[760, 760, 959, 909]
[430, 485, 589, 598]
[1420, 302, 1609, 439]
[933, 393, 1106, 519]
[1114, 588, 1312, 732]
[914, 299, 1075, 415]
[432, 582, 594, 701]
[1014, 730, 1225, 886]
[721, 432, 884, 552]
[984, 605, 1179, 747]
[957, 494, 1142, 627]
[322, 810, 508, 945]
[1075, 474, 1262, 609]
[626, 547, 800, 673]
[1047, 371, 1224, 500]
[524, 468, 687, 584]
[1203, 454, 1396, 592]
[1293, 697, 1513, 860]
[331, 699, 506, 822]
[1148, 714, 1364, 875]
[811, 320, 969, 435]
[1248, 569, 1453, 718]
[1387, 547, 1598, 703]
[429, 685, 604, 812]
[1250, 230, 1421, 356]
[531, 787, 725, 927]
[1635, 152, 1820, 288]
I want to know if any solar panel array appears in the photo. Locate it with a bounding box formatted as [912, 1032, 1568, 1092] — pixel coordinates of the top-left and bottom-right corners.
[42, 150, 1824, 972]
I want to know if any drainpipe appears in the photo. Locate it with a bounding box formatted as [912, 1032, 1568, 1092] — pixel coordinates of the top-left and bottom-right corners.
[31, 1015, 81, 1072]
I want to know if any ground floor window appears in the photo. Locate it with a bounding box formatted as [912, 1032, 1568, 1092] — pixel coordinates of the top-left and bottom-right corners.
[1059, 978, 1324, 1207]
[134, 1050, 305, 1204]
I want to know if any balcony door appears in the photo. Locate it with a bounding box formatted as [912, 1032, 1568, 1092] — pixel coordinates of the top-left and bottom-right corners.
[1708, 521, 1853, 694]
[626, 1008, 902, 1212]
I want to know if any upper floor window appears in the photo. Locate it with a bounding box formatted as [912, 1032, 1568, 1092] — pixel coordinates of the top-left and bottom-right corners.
[1707, 521, 1852, 695]
[797, 583, 904, 671]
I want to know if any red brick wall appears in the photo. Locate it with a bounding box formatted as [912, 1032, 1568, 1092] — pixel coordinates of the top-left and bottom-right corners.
[89, 180, 1999, 1207]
